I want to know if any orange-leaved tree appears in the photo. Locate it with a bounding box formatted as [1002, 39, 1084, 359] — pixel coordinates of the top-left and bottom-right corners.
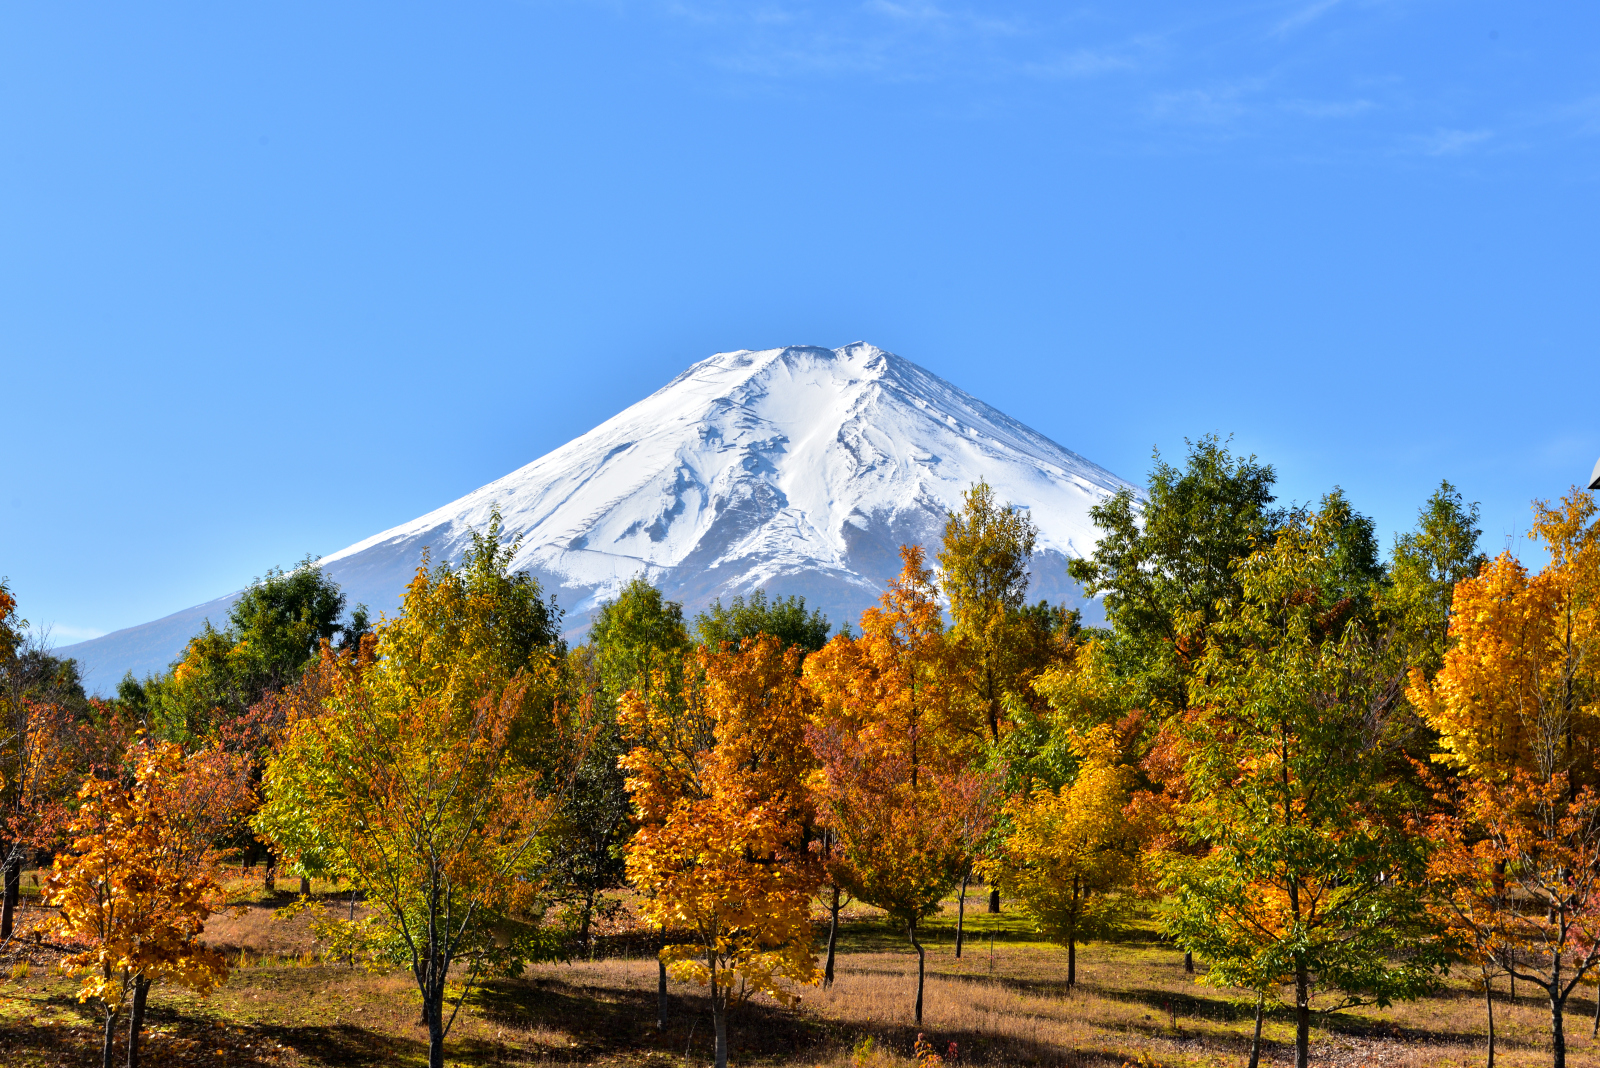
[0, 691, 80, 941]
[621, 633, 821, 1068]
[805, 546, 990, 1024]
[0, 582, 87, 941]
[46, 740, 252, 1068]
[257, 513, 581, 1068]
[804, 545, 973, 776]
[1412, 488, 1600, 1068]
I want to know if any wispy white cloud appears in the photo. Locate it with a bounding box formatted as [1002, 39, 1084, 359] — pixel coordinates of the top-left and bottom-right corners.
[1149, 79, 1268, 126]
[659, 0, 1112, 83]
[1273, 0, 1344, 37]
[864, 0, 950, 22]
[1416, 127, 1493, 155]
[1282, 97, 1375, 118]
[33, 623, 106, 645]
[643, 0, 1585, 169]
[1023, 46, 1141, 79]
[1550, 94, 1600, 137]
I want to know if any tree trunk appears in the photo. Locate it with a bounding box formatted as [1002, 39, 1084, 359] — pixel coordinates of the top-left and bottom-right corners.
[580, 889, 595, 955]
[1247, 993, 1265, 1068]
[1067, 880, 1079, 988]
[426, 992, 445, 1068]
[299, 874, 311, 897]
[101, 1005, 118, 1068]
[1184, 950, 1194, 974]
[713, 988, 729, 1068]
[1294, 961, 1310, 1068]
[657, 925, 668, 1033]
[126, 975, 150, 1068]
[0, 854, 19, 940]
[987, 887, 1000, 914]
[955, 869, 968, 959]
[1485, 971, 1495, 1068]
[910, 918, 927, 1025]
[824, 885, 841, 987]
[708, 941, 729, 1068]
[264, 861, 275, 894]
[1550, 987, 1566, 1068]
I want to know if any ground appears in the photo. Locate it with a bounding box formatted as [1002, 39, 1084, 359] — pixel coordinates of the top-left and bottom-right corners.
[0, 872, 1594, 1067]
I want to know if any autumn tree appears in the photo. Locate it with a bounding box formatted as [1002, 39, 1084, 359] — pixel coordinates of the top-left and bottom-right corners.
[1421, 771, 1599, 1068]
[1000, 720, 1144, 986]
[244, 650, 350, 895]
[0, 582, 90, 940]
[1161, 501, 1448, 1068]
[257, 513, 578, 1068]
[687, 586, 848, 982]
[47, 740, 252, 1068]
[1022, 637, 1134, 791]
[621, 635, 821, 1068]
[0, 695, 77, 940]
[1412, 488, 1600, 1068]
[938, 480, 1040, 744]
[0, 581, 21, 667]
[807, 723, 989, 1023]
[806, 546, 972, 762]
[805, 547, 989, 1023]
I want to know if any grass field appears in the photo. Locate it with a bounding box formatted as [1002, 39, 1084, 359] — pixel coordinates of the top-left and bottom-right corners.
[0, 871, 1596, 1067]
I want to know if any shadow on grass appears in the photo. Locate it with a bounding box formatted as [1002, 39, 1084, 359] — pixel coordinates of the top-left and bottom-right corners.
[476, 971, 1147, 1067]
[0, 988, 315, 1067]
[924, 966, 1557, 1056]
[250, 1019, 427, 1067]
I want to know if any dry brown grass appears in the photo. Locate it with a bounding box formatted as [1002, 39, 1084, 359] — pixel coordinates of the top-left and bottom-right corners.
[2, 881, 1599, 1066]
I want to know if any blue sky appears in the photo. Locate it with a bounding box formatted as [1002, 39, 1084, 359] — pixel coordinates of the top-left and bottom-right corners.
[4, 0, 1598, 643]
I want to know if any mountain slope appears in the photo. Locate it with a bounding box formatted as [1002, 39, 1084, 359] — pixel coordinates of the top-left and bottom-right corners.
[61, 343, 1134, 693]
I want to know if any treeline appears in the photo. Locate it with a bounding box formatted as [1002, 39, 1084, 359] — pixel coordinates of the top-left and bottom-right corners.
[4, 435, 1599, 1068]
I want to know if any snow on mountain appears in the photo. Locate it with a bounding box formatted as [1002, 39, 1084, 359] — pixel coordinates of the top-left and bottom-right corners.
[60, 343, 1135, 693]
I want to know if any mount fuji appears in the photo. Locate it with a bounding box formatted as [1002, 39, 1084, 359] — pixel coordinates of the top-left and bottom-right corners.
[61, 343, 1136, 693]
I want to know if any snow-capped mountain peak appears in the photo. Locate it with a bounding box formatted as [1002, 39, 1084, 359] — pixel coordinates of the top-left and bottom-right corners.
[61, 343, 1134, 691]
[320, 342, 1132, 621]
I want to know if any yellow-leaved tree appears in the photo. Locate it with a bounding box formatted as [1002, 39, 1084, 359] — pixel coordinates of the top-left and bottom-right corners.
[621, 634, 821, 1068]
[999, 721, 1143, 986]
[256, 511, 582, 1068]
[47, 741, 252, 1068]
[938, 480, 1040, 745]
